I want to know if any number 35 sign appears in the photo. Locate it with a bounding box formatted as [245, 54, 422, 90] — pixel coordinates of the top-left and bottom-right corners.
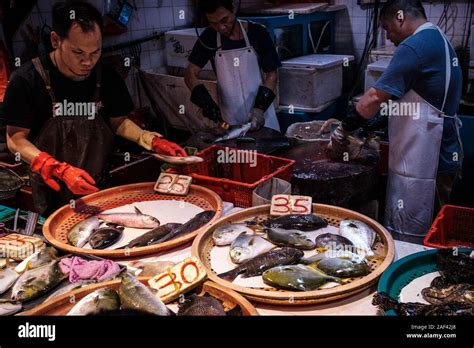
[270, 195, 312, 216]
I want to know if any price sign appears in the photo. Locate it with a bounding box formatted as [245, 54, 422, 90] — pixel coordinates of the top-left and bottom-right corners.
[154, 173, 192, 196]
[270, 195, 312, 216]
[148, 256, 207, 303]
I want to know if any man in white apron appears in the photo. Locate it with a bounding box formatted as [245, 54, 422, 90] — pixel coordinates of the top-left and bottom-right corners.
[329, 0, 463, 244]
[185, 0, 280, 132]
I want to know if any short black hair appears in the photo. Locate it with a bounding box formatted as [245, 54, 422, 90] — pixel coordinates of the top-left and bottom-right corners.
[380, 0, 427, 21]
[198, 0, 234, 15]
[52, 1, 103, 38]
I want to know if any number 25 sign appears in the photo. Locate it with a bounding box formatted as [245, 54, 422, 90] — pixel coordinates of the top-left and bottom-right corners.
[154, 173, 192, 195]
[270, 195, 312, 216]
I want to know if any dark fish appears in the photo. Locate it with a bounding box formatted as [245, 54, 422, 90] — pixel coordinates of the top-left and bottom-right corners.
[266, 228, 316, 250]
[152, 211, 215, 244]
[177, 294, 226, 316]
[372, 292, 474, 316]
[127, 223, 183, 248]
[218, 247, 304, 281]
[436, 249, 474, 285]
[430, 276, 455, 289]
[421, 283, 474, 305]
[315, 233, 354, 251]
[262, 214, 327, 231]
[89, 226, 123, 249]
[315, 257, 371, 277]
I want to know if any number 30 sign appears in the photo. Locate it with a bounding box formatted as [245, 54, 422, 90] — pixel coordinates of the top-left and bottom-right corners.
[270, 195, 312, 216]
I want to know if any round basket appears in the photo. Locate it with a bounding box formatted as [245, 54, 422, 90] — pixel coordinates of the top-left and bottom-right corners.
[376, 248, 473, 316]
[192, 204, 395, 305]
[43, 183, 223, 258]
[285, 119, 339, 146]
[0, 165, 24, 201]
[20, 279, 259, 316]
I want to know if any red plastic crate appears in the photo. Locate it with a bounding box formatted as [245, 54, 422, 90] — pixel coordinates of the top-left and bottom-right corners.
[181, 145, 295, 208]
[424, 205, 474, 248]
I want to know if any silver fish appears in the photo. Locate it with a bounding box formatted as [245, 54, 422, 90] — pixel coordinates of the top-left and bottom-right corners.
[212, 223, 254, 246]
[0, 268, 19, 295]
[119, 272, 174, 316]
[301, 250, 365, 264]
[0, 300, 22, 316]
[230, 232, 275, 264]
[213, 123, 251, 143]
[339, 219, 376, 257]
[67, 217, 101, 247]
[96, 206, 160, 229]
[67, 288, 120, 316]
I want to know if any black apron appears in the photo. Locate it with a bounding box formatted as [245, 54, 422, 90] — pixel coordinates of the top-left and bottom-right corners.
[30, 57, 115, 216]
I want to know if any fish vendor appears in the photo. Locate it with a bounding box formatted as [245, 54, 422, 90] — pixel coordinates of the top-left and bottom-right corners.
[184, 0, 281, 132]
[329, 0, 463, 244]
[2, 2, 187, 216]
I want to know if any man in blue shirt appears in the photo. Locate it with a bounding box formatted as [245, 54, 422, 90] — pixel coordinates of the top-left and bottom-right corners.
[329, 0, 463, 243]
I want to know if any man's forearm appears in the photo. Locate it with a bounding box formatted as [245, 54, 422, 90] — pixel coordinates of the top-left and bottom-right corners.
[356, 87, 391, 119]
[6, 127, 41, 164]
[263, 71, 278, 92]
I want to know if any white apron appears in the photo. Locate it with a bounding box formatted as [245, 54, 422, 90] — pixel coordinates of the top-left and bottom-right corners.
[384, 23, 463, 243]
[215, 20, 280, 132]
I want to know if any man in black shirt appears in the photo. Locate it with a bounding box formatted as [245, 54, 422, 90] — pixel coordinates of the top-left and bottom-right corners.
[185, 0, 281, 132]
[3, 1, 186, 216]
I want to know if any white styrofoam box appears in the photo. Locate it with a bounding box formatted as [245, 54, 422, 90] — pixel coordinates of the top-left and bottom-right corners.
[364, 57, 392, 91]
[369, 44, 396, 63]
[279, 54, 354, 110]
[165, 28, 212, 70]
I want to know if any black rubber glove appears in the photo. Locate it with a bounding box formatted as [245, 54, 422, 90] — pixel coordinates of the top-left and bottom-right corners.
[341, 105, 369, 132]
[254, 85, 276, 112]
[190, 84, 223, 123]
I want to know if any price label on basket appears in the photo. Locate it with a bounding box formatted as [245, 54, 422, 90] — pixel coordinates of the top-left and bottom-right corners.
[154, 173, 192, 196]
[148, 256, 207, 303]
[270, 195, 312, 216]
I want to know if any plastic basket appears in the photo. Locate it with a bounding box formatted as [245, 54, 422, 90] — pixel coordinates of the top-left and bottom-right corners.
[424, 205, 474, 248]
[182, 145, 295, 208]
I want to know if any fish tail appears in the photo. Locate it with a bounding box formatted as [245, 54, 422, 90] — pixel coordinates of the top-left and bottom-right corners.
[218, 268, 241, 282]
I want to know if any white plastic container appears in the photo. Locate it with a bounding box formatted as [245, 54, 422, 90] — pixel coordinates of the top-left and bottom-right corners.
[279, 54, 354, 111]
[165, 28, 212, 71]
[365, 58, 392, 91]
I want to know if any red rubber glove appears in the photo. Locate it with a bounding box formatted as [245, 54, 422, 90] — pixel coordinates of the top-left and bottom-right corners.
[151, 137, 187, 157]
[31, 152, 99, 195]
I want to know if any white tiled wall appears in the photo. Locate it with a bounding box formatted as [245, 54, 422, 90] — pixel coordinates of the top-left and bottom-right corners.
[10, 0, 472, 103]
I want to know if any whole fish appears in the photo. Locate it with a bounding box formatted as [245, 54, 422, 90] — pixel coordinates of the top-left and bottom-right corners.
[230, 232, 275, 264]
[127, 261, 175, 277]
[0, 300, 22, 316]
[0, 268, 19, 295]
[315, 257, 371, 278]
[67, 217, 101, 247]
[127, 223, 182, 248]
[301, 250, 365, 265]
[373, 292, 474, 316]
[265, 228, 315, 250]
[339, 219, 376, 256]
[44, 280, 95, 303]
[67, 288, 120, 316]
[219, 247, 304, 281]
[96, 206, 160, 229]
[11, 261, 67, 302]
[262, 214, 328, 231]
[15, 246, 59, 273]
[436, 249, 474, 285]
[119, 272, 174, 316]
[212, 223, 254, 246]
[421, 283, 474, 305]
[89, 226, 123, 249]
[315, 233, 354, 252]
[213, 123, 251, 143]
[262, 264, 341, 291]
[152, 211, 215, 244]
[177, 294, 226, 316]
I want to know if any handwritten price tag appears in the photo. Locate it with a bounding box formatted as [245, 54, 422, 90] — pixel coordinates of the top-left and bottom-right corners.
[270, 195, 312, 216]
[148, 256, 207, 303]
[154, 173, 192, 196]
